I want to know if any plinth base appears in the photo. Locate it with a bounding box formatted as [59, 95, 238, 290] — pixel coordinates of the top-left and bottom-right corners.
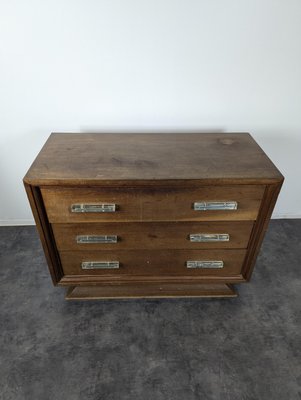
[65, 282, 237, 300]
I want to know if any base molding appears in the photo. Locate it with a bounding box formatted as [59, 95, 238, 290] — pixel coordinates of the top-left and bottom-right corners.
[65, 282, 237, 300]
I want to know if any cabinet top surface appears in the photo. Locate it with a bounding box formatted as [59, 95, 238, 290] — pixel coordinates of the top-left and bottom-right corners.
[24, 133, 283, 185]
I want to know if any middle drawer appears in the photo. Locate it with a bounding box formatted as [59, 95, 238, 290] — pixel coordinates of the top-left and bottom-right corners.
[52, 221, 254, 251]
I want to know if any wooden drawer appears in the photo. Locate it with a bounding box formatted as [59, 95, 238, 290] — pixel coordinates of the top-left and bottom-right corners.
[59, 249, 246, 277]
[52, 221, 254, 251]
[42, 185, 264, 222]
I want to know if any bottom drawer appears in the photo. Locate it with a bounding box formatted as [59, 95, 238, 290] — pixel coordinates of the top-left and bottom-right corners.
[60, 249, 246, 277]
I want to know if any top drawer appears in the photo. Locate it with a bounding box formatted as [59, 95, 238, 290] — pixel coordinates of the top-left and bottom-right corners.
[41, 185, 265, 223]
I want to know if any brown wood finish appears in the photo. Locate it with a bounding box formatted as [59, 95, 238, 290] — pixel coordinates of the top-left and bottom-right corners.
[24, 183, 63, 284]
[24, 133, 283, 185]
[59, 249, 246, 277]
[23, 132, 284, 299]
[52, 221, 254, 251]
[242, 182, 284, 280]
[66, 283, 237, 300]
[60, 273, 245, 286]
[41, 185, 264, 223]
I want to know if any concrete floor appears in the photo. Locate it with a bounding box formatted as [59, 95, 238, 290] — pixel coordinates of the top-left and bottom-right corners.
[0, 220, 300, 400]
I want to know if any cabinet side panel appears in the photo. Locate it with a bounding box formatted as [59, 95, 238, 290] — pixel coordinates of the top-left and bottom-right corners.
[242, 181, 284, 280]
[24, 182, 63, 285]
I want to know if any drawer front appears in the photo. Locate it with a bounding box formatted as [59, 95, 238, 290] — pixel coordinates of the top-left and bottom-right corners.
[59, 249, 246, 277]
[52, 221, 254, 251]
[42, 185, 264, 222]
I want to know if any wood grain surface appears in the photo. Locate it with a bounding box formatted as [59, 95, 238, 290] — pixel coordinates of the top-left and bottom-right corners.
[52, 221, 254, 250]
[42, 185, 264, 222]
[65, 283, 237, 299]
[23, 132, 284, 298]
[59, 249, 246, 277]
[24, 133, 284, 185]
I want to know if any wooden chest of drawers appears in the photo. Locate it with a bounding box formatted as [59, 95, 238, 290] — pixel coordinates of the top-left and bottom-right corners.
[23, 133, 283, 299]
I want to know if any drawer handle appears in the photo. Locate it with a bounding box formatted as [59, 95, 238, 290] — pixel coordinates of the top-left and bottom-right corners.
[71, 203, 117, 213]
[81, 261, 119, 269]
[189, 234, 229, 242]
[193, 201, 237, 211]
[76, 235, 118, 244]
[186, 260, 224, 269]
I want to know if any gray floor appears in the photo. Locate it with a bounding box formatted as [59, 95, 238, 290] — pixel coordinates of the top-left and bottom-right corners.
[0, 220, 300, 400]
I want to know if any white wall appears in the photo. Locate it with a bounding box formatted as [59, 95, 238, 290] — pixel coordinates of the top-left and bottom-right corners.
[0, 0, 300, 224]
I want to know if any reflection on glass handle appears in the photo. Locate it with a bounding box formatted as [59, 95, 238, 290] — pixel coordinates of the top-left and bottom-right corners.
[71, 204, 117, 213]
[81, 261, 120, 269]
[77, 235, 118, 244]
[189, 234, 229, 242]
[186, 260, 224, 269]
[193, 201, 237, 211]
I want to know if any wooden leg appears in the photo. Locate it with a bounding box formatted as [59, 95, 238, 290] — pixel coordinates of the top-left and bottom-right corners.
[65, 283, 237, 300]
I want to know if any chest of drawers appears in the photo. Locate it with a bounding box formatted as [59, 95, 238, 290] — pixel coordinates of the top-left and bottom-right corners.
[23, 133, 283, 300]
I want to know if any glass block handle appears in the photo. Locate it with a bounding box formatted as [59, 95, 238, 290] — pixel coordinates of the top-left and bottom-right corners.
[71, 204, 116, 213]
[81, 261, 120, 269]
[186, 260, 224, 269]
[77, 235, 118, 244]
[189, 234, 229, 242]
[193, 201, 237, 211]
